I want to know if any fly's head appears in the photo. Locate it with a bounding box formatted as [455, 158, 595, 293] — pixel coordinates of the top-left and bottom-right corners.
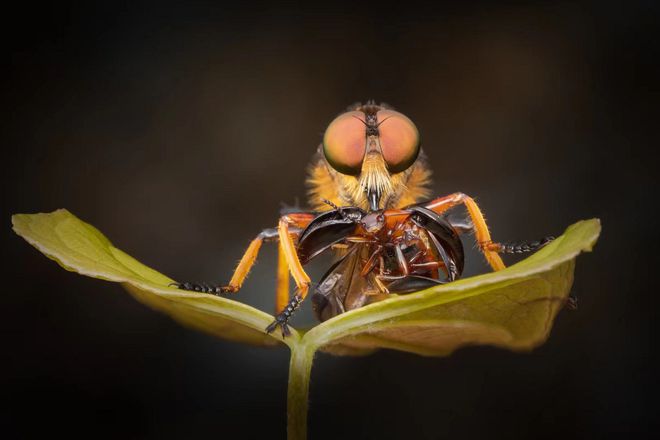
[315, 102, 426, 212]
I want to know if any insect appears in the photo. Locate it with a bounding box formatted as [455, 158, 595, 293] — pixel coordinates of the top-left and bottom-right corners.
[300, 202, 467, 323]
[173, 102, 553, 335]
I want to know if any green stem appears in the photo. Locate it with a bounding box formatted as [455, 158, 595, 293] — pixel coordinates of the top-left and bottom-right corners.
[287, 344, 315, 440]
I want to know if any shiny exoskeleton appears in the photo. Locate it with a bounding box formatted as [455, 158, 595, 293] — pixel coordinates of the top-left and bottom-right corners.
[296, 203, 465, 322]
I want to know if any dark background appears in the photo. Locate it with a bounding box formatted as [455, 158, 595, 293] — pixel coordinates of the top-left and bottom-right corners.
[2, 1, 657, 439]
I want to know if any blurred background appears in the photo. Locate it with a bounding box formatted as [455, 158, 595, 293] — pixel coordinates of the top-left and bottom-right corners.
[2, 1, 657, 438]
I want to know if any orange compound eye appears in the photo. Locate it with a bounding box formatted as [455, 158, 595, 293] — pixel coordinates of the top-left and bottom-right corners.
[323, 111, 367, 175]
[377, 110, 420, 173]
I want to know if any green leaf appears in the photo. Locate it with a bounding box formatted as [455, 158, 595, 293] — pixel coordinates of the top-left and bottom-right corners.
[12, 209, 299, 348]
[12, 209, 599, 357]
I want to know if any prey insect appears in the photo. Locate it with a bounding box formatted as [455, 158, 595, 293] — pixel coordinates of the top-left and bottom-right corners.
[172, 102, 554, 336]
[302, 202, 466, 323]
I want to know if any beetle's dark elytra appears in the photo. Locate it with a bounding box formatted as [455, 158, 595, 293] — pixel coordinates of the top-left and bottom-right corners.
[408, 205, 465, 278]
[387, 275, 446, 294]
[297, 207, 366, 264]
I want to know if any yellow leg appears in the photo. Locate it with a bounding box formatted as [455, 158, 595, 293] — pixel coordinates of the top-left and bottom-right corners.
[425, 192, 505, 271]
[265, 216, 314, 335]
[278, 216, 311, 298]
[224, 236, 264, 292]
[275, 242, 290, 314]
[174, 213, 315, 302]
[172, 232, 268, 295]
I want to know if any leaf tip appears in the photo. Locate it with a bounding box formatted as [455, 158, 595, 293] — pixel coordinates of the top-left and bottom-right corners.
[577, 217, 602, 252]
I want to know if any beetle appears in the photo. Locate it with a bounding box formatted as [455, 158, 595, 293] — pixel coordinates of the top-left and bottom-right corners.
[298, 202, 467, 324]
[172, 101, 553, 335]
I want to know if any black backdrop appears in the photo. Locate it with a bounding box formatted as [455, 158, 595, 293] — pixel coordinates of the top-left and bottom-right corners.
[3, 1, 657, 439]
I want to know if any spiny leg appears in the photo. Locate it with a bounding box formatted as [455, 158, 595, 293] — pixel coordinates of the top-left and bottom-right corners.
[266, 291, 303, 337]
[172, 212, 314, 296]
[171, 228, 279, 294]
[482, 236, 555, 254]
[360, 245, 383, 277]
[424, 192, 505, 271]
[275, 242, 290, 314]
[440, 201, 554, 261]
[266, 215, 313, 336]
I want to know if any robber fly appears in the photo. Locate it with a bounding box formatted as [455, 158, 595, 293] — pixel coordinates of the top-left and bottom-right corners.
[173, 102, 553, 336]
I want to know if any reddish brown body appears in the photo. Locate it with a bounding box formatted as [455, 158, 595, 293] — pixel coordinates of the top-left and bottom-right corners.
[294, 204, 465, 322]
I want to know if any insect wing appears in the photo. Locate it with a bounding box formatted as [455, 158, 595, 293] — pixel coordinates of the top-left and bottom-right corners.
[311, 245, 376, 322]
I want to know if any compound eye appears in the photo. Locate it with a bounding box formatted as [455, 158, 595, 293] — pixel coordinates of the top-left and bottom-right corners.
[323, 111, 367, 175]
[377, 110, 420, 173]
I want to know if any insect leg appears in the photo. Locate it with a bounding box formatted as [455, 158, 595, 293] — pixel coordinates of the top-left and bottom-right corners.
[172, 228, 279, 294]
[394, 245, 410, 275]
[424, 192, 505, 271]
[274, 212, 317, 317]
[360, 245, 383, 276]
[373, 276, 390, 293]
[224, 229, 279, 292]
[266, 215, 314, 336]
[345, 236, 378, 243]
[266, 291, 303, 337]
[482, 237, 555, 254]
[410, 261, 442, 270]
[408, 250, 426, 264]
[173, 212, 315, 298]
[377, 274, 407, 281]
[275, 241, 290, 314]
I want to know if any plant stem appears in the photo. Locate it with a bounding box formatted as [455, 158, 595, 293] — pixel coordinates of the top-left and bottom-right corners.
[287, 344, 315, 440]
